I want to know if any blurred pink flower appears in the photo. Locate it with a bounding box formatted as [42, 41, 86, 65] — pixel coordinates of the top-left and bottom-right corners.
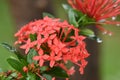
[52, 77, 55, 80]
[68, 0, 120, 34]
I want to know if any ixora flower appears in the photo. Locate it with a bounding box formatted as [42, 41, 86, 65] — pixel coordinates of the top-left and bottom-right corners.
[68, 0, 120, 34]
[15, 16, 89, 78]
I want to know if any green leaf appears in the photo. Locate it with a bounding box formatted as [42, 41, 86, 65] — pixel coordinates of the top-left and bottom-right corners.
[79, 28, 102, 43]
[43, 12, 54, 18]
[80, 28, 95, 37]
[68, 9, 78, 27]
[29, 34, 37, 42]
[42, 74, 52, 80]
[0, 42, 25, 60]
[77, 14, 87, 24]
[20, 59, 28, 66]
[26, 72, 36, 80]
[27, 49, 38, 64]
[7, 58, 23, 71]
[72, 9, 96, 27]
[3, 76, 12, 80]
[45, 67, 68, 78]
[80, 29, 103, 43]
[40, 66, 49, 73]
[73, 9, 84, 17]
[62, 4, 72, 12]
[0, 42, 16, 53]
[7, 58, 25, 76]
[36, 76, 41, 80]
[10, 72, 17, 78]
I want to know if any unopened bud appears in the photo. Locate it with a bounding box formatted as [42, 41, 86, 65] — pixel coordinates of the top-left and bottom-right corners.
[23, 66, 28, 72]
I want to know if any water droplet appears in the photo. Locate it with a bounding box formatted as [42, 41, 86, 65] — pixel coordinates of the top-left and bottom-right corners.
[112, 16, 116, 21]
[108, 32, 112, 36]
[89, 34, 95, 37]
[116, 24, 120, 26]
[102, 31, 107, 35]
[96, 38, 102, 43]
[98, 19, 106, 23]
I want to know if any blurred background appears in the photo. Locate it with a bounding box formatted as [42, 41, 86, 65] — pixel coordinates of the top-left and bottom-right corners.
[0, 0, 120, 80]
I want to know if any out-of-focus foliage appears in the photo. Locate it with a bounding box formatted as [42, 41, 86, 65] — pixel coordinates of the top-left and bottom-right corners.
[100, 26, 120, 80]
[0, 0, 15, 70]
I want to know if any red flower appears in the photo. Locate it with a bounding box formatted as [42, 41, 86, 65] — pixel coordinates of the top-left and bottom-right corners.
[33, 49, 49, 66]
[58, 63, 75, 75]
[20, 39, 36, 54]
[48, 52, 62, 67]
[79, 60, 88, 74]
[15, 16, 89, 75]
[68, 0, 120, 34]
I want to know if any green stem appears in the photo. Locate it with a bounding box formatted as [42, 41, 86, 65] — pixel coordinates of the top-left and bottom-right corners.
[77, 14, 87, 23]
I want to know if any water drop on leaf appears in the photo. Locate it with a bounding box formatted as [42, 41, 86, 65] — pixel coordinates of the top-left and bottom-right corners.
[96, 38, 102, 43]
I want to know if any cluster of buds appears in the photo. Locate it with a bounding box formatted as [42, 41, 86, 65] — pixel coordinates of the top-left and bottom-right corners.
[0, 70, 22, 80]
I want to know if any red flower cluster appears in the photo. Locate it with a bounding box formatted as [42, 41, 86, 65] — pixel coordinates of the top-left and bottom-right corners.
[15, 16, 89, 75]
[68, 0, 120, 34]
